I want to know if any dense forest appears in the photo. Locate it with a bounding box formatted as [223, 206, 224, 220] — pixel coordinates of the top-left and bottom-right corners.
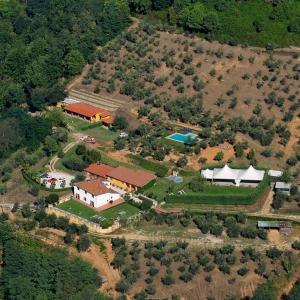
[0, 223, 106, 299]
[0, 0, 130, 112]
[0, 0, 130, 159]
[129, 0, 300, 47]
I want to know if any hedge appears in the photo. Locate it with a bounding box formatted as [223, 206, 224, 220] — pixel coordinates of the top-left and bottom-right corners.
[128, 154, 168, 177]
[137, 179, 157, 193]
[81, 122, 103, 131]
[165, 175, 270, 205]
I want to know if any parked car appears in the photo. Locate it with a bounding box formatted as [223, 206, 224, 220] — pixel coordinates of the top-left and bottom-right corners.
[119, 132, 128, 138]
[40, 173, 50, 179]
[48, 178, 57, 183]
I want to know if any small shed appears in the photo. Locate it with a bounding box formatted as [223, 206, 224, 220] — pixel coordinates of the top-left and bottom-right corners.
[274, 182, 292, 195]
[268, 170, 283, 178]
[257, 221, 280, 229]
[257, 220, 292, 234]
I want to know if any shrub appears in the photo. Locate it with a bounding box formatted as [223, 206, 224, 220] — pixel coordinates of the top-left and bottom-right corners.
[11, 202, 19, 213]
[76, 235, 91, 252]
[148, 267, 159, 277]
[145, 285, 156, 295]
[21, 203, 31, 218]
[214, 151, 224, 161]
[237, 266, 249, 276]
[241, 225, 257, 239]
[272, 192, 287, 209]
[266, 247, 282, 260]
[292, 240, 300, 250]
[179, 272, 193, 282]
[210, 224, 223, 236]
[45, 194, 59, 205]
[116, 279, 130, 293]
[161, 273, 175, 285]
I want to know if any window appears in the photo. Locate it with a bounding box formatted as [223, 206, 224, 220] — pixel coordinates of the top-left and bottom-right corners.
[84, 197, 86, 201]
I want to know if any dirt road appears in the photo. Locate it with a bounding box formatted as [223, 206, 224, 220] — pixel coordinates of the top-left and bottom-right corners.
[258, 190, 274, 215]
[48, 140, 78, 172]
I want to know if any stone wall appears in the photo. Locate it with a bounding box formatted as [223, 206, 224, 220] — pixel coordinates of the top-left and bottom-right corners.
[46, 206, 120, 234]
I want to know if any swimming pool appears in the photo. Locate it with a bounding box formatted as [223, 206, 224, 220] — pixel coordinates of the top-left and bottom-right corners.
[167, 132, 197, 143]
[167, 175, 183, 183]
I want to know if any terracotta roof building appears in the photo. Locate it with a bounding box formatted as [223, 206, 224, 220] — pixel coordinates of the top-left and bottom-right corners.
[63, 102, 112, 124]
[85, 163, 115, 179]
[73, 180, 121, 209]
[107, 166, 156, 192]
[74, 180, 110, 196]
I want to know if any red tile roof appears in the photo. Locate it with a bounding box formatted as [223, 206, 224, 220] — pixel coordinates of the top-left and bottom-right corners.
[74, 180, 110, 196]
[85, 163, 114, 178]
[64, 102, 110, 118]
[107, 166, 156, 187]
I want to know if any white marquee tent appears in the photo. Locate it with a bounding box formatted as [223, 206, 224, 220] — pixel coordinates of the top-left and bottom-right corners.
[201, 164, 265, 186]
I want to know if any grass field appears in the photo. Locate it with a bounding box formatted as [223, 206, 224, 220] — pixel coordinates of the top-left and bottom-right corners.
[58, 199, 140, 220]
[161, 137, 185, 152]
[145, 178, 174, 201]
[83, 127, 118, 142]
[65, 115, 118, 141]
[145, 176, 256, 202]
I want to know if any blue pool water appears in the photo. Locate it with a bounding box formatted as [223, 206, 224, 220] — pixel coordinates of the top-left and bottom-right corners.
[167, 132, 197, 143]
[167, 176, 183, 183]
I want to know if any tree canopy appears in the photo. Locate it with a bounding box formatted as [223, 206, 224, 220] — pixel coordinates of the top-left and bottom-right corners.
[0, 223, 106, 300]
[0, 0, 130, 111]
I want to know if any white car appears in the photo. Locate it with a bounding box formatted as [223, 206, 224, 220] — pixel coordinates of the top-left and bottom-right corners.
[119, 132, 128, 138]
[80, 135, 88, 141]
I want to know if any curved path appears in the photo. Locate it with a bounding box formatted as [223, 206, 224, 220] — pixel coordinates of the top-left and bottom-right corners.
[48, 140, 79, 172]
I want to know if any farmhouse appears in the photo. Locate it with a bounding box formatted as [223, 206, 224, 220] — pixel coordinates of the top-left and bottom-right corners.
[84, 163, 157, 192]
[63, 102, 113, 125]
[201, 164, 265, 187]
[107, 166, 157, 192]
[73, 180, 121, 209]
[84, 163, 115, 180]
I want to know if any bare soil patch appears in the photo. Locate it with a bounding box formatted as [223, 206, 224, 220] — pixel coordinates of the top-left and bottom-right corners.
[200, 143, 235, 164]
[69, 241, 120, 296]
[268, 229, 281, 246]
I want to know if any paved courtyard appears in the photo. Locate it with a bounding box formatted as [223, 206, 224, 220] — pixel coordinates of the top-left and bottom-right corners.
[40, 172, 74, 189]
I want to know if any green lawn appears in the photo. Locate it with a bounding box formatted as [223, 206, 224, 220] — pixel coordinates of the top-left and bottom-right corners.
[145, 176, 255, 202]
[58, 199, 140, 220]
[161, 137, 185, 152]
[145, 177, 187, 202]
[83, 127, 119, 142]
[64, 115, 89, 131]
[65, 115, 118, 141]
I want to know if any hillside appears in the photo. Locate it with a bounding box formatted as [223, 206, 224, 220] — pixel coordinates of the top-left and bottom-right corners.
[71, 21, 300, 172]
[130, 0, 300, 48]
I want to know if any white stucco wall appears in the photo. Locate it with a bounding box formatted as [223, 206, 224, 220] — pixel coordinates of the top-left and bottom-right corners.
[73, 186, 120, 208]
